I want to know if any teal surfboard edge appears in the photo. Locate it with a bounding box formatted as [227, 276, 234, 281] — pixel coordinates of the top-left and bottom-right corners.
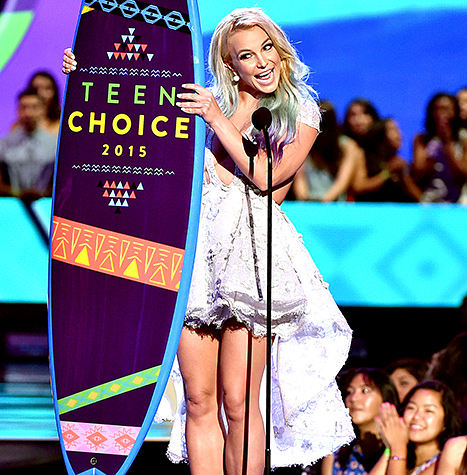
[46, 0, 206, 473]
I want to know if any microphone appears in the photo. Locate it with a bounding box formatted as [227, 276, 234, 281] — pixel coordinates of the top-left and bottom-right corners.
[252, 106, 272, 131]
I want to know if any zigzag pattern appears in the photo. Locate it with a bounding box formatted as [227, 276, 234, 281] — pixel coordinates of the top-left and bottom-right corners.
[79, 67, 181, 77]
[83, 0, 191, 33]
[72, 164, 175, 175]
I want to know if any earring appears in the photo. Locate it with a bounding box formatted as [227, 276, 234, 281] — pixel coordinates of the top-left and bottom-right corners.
[233, 73, 240, 83]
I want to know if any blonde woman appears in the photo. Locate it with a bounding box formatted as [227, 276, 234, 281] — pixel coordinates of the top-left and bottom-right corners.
[64, 8, 354, 474]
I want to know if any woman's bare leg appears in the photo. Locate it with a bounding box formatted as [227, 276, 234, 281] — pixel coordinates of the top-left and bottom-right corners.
[177, 326, 224, 475]
[220, 322, 267, 475]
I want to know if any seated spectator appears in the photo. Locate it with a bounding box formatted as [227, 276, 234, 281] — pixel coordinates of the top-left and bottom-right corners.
[321, 368, 399, 475]
[384, 357, 428, 403]
[376, 381, 462, 475]
[0, 87, 57, 201]
[343, 98, 380, 143]
[412, 92, 467, 203]
[457, 86, 467, 134]
[342, 99, 419, 202]
[292, 100, 361, 201]
[10, 71, 62, 136]
[27, 70, 62, 136]
[353, 117, 421, 202]
[436, 436, 467, 475]
[382, 118, 423, 201]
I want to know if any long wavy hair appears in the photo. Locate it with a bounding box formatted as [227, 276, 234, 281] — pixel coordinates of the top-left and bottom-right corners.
[208, 8, 319, 162]
[27, 70, 61, 122]
[342, 98, 380, 145]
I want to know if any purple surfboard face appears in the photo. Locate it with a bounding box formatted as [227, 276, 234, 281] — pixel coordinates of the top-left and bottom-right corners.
[49, 1, 202, 474]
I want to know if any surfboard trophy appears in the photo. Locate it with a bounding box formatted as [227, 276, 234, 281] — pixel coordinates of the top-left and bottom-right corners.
[48, 1, 205, 474]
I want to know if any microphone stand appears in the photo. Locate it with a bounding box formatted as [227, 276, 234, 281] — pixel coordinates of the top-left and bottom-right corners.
[264, 127, 273, 475]
[251, 107, 273, 475]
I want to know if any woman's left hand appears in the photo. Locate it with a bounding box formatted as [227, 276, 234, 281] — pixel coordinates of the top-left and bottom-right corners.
[176, 83, 224, 127]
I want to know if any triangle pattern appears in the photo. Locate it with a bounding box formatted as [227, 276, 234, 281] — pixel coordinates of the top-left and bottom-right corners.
[75, 247, 90, 266]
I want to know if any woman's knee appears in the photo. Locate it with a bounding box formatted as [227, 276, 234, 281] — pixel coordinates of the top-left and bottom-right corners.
[223, 389, 247, 424]
[185, 387, 218, 420]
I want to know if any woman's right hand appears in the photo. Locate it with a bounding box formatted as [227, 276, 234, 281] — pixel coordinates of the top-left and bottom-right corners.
[375, 402, 409, 454]
[62, 48, 77, 74]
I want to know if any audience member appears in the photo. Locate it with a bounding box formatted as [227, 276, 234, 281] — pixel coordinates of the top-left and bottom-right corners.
[352, 117, 421, 202]
[0, 87, 57, 201]
[321, 368, 399, 475]
[412, 92, 467, 203]
[384, 357, 428, 403]
[376, 381, 462, 475]
[436, 436, 467, 475]
[457, 87, 467, 204]
[341, 99, 387, 201]
[343, 98, 380, 142]
[457, 87, 467, 133]
[342, 100, 419, 201]
[293, 100, 361, 201]
[425, 331, 467, 431]
[10, 71, 62, 136]
[27, 70, 62, 136]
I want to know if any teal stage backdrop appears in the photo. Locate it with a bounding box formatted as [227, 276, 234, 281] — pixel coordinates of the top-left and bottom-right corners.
[2, 198, 466, 308]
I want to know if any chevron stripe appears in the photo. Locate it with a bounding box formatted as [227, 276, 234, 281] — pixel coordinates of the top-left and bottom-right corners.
[58, 365, 161, 414]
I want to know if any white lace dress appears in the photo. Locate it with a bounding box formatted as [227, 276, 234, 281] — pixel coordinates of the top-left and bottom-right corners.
[157, 99, 355, 468]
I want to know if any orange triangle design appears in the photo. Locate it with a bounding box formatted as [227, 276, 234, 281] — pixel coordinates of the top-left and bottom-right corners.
[171, 253, 184, 280]
[95, 234, 106, 260]
[71, 227, 82, 254]
[51, 220, 60, 242]
[145, 247, 156, 273]
[99, 253, 115, 273]
[150, 265, 166, 286]
[114, 43, 121, 51]
[141, 44, 148, 52]
[53, 240, 67, 260]
[119, 240, 131, 267]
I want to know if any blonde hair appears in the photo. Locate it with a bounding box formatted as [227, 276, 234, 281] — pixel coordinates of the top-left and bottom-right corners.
[208, 8, 319, 160]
